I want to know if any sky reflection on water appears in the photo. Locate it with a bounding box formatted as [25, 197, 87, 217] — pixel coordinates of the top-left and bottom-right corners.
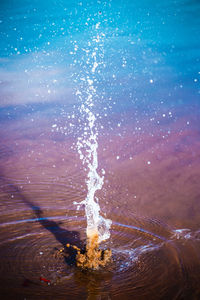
[0, 0, 200, 231]
[0, 0, 199, 117]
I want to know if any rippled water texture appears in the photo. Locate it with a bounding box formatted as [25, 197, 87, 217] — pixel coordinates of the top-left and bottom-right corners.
[1, 0, 200, 299]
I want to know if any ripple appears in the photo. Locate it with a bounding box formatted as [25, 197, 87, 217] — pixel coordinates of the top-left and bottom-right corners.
[0, 205, 200, 299]
[0, 215, 83, 229]
[0, 172, 200, 299]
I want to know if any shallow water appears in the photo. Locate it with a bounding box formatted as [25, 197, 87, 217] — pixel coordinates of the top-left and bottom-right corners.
[1, 0, 200, 299]
[1, 110, 200, 299]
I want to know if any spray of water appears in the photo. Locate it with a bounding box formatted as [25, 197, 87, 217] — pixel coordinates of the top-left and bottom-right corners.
[74, 21, 112, 243]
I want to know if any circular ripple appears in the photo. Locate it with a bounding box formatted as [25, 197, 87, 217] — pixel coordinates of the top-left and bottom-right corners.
[0, 206, 200, 299]
[95, 214, 186, 299]
[0, 210, 87, 299]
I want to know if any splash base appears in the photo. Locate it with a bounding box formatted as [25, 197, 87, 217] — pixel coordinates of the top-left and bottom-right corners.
[66, 233, 112, 270]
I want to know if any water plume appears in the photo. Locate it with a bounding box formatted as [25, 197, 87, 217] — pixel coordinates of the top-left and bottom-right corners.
[74, 18, 112, 266]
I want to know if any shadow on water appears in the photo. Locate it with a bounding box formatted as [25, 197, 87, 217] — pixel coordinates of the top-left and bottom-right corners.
[0, 174, 111, 299]
[0, 174, 82, 266]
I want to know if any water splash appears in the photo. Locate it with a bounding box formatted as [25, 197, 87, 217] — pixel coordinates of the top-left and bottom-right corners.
[74, 20, 112, 243]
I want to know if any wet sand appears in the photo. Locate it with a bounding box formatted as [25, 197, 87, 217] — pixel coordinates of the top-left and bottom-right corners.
[0, 110, 200, 299]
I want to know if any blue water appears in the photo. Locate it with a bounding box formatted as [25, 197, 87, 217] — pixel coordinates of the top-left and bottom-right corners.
[0, 0, 199, 121]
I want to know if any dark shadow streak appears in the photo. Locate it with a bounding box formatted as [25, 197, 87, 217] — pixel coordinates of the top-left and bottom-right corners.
[0, 175, 83, 266]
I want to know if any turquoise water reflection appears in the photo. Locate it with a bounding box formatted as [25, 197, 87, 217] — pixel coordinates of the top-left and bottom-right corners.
[0, 0, 199, 113]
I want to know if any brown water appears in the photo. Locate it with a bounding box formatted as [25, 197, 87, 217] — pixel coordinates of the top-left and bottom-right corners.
[75, 233, 112, 269]
[0, 112, 200, 299]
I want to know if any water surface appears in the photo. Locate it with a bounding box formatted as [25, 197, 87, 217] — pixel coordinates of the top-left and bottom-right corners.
[0, 0, 200, 299]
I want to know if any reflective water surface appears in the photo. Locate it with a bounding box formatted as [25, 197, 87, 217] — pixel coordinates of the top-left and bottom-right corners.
[0, 0, 200, 299]
[1, 109, 200, 299]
